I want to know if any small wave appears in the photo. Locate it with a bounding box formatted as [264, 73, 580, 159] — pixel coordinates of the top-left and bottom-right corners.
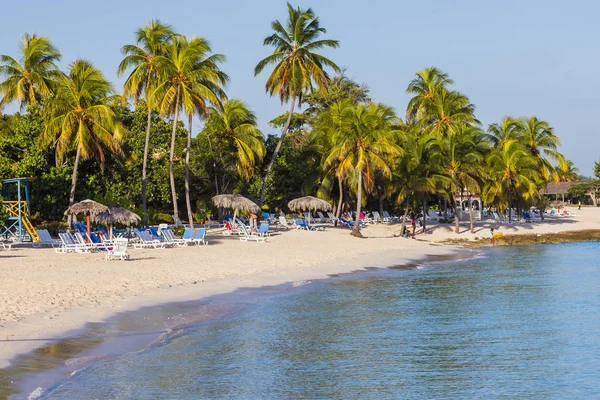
[27, 387, 45, 400]
[292, 280, 312, 287]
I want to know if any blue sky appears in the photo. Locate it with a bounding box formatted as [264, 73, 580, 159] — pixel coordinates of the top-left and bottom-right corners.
[1, 0, 598, 175]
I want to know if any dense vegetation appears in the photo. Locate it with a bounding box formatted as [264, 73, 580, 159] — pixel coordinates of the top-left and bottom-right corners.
[0, 3, 588, 236]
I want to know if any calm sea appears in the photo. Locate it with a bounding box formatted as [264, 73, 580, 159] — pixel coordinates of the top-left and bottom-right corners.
[9, 242, 600, 399]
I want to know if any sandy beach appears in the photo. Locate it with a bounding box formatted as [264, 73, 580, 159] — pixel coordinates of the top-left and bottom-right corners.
[1, 205, 600, 368]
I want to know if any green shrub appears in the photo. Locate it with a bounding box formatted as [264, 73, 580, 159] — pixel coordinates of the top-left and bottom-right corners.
[173, 226, 185, 237]
[155, 213, 173, 223]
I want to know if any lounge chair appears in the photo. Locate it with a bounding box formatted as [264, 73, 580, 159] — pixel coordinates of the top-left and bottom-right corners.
[1, 240, 12, 251]
[105, 238, 130, 261]
[193, 228, 208, 245]
[295, 218, 325, 231]
[278, 216, 292, 229]
[427, 210, 440, 221]
[56, 232, 91, 253]
[326, 212, 338, 223]
[163, 229, 188, 247]
[32, 229, 62, 248]
[256, 223, 271, 237]
[371, 211, 382, 223]
[133, 229, 168, 249]
[238, 224, 267, 242]
[181, 228, 196, 245]
[338, 217, 366, 228]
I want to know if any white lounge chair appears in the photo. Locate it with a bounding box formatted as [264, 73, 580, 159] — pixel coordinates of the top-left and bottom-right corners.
[278, 216, 292, 229]
[239, 224, 267, 242]
[32, 229, 62, 248]
[1, 240, 12, 251]
[133, 229, 168, 249]
[106, 238, 130, 260]
[163, 229, 188, 247]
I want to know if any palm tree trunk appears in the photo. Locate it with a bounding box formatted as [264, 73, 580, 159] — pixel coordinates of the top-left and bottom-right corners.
[169, 85, 181, 223]
[67, 145, 82, 226]
[422, 197, 427, 233]
[454, 203, 460, 233]
[400, 197, 410, 236]
[351, 171, 363, 237]
[335, 175, 343, 227]
[507, 182, 512, 222]
[141, 107, 152, 227]
[468, 194, 474, 233]
[259, 98, 295, 205]
[185, 113, 194, 228]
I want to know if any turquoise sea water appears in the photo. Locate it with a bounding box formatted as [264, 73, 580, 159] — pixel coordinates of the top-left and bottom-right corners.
[17, 242, 600, 398]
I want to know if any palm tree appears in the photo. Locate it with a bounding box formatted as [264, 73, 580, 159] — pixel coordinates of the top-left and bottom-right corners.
[520, 116, 566, 180]
[438, 126, 488, 233]
[153, 36, 227, 226]
[117, 20, 176, 226]
[203, 99, 265, 183]
[41, 59, 124, 212]
[406, 67, 453, 118]
[483, 139, 539, 222]
[486, 117, 522, 149]
[558, 160, 579, 182]
[255, 2, 340, 205]
[422, 89, 478, 138]
[0, 33, 62, 111]
[388, 129, 439, 236]
[325, 102, 400, 237]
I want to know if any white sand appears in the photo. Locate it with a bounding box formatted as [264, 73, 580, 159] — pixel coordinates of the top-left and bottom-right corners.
[1, 205, 599, 367]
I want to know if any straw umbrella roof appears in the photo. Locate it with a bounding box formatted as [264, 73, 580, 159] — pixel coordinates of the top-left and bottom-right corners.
[93, 205, 141, 226]
[541, 181, 578, 195]
[288, 196, 332, 212]
[64, 199, 109, 216]
[212, 194, 260, 213]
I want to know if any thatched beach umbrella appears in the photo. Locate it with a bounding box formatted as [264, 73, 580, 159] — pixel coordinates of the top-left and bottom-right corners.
[212, 194, 260, 228]
[288, 196, 332, 222]
[65, 199, 109, 239]
[93, 205, 141, 239]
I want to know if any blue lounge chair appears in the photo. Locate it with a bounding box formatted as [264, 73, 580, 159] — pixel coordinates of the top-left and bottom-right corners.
[193, 228, 208, 245]
[295, 218, 325, 231]
[256, 223, 271, 237]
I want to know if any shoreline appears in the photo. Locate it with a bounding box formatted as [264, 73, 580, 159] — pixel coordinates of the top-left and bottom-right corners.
[3, 250, 473, 399]
[0, 228, 461, 370]
[1, 208, 600, 384]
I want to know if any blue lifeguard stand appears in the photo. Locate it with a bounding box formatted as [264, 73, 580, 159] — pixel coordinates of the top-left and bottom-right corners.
[1, 178, 39, 242]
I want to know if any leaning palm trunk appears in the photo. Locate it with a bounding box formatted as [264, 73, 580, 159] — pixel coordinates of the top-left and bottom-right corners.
[141, 107, 152, 227]
[351, 171, 363, 237]
[185, 114, 194, 228]
[335, 175, 343, 226]
[67, 145, 82, 226]
[169, 85, 181, 222]
[259, 98, 295, 205]
[400, 197, 410, 236]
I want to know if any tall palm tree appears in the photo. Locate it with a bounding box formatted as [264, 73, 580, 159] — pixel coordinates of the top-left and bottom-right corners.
[325, 102, 400, 237]
[0, 33, 62, 111]
[153, 36, 227, 226]
[486, 116, 522, 149]
[483, 139, 539, 222]
[41, 60, 124, 212]
[388, 129, 439, 236]
[520, 116, 566, 180]
[203, 99, 265, 183]
[117, 20, 176, 226]
[406, 67, 453, 118]
[438, 126, 488, 233]
[255, 2, 340, 205]
[422, 89, 478, 138]
[558, 160, 579, 182]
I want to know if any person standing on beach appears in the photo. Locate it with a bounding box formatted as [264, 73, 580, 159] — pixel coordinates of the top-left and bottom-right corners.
[410, 213, 416, 237]
[490, 228, 496, 246]
[578, 201, 581, 210]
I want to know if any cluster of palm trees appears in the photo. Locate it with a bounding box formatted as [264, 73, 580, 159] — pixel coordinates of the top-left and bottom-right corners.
[307, 68, 575, 236]
[0, 3, 577, 237]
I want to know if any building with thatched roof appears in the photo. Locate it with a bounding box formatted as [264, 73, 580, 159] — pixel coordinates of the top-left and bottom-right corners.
[541, 181, 578, 195]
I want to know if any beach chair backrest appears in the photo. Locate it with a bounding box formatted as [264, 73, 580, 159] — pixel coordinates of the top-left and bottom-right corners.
[182, 228, 194, 240]
[279, 216, 288, 226]
[194, 228, 206, 240]
[259, 223, 269, 234]
[112, 238, 128, 256]
[295, 218, 306, 227]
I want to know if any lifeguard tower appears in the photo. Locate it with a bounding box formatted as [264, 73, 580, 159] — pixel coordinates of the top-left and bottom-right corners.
[1, 178, 39, 242]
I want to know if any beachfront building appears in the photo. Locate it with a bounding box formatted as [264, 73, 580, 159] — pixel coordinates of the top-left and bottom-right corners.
[541, 181, 578, 204]
[454, 191, 482, 221]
